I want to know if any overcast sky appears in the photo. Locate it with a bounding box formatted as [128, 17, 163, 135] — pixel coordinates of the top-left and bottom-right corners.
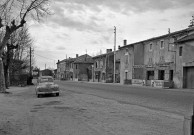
[29, 0, 194, 70]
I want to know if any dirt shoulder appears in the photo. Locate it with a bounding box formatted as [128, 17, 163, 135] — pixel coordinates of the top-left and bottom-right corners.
[0, 86, 184, 135]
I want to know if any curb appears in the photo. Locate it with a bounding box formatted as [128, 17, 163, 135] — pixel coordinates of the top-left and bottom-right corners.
[58, 80, 194, 93]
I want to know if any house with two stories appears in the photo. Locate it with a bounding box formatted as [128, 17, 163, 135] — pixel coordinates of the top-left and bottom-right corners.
[92, 49, 121, 83]
[57, 54, 94, 81]
[56, 59, 66, 80]
[175, 30, 194, 88]
[119, 27, 194, 88]
[56, 25, 194, 88]
[73, 54, 94, 81]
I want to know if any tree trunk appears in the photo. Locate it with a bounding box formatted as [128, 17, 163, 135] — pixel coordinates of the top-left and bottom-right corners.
[4, 65, 9, 89]
[0, 57, 6, 92]
[4, 47, 11, 89]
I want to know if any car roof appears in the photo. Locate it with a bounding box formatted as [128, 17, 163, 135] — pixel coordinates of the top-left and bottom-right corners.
[39, 76, 53, 79]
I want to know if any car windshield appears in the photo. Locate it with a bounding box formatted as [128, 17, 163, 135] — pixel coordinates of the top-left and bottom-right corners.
[39, 78, 53, 83]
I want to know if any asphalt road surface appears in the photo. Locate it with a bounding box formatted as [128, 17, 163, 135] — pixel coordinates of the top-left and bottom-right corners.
[56, 80, 194, 116]
[0, 80, 193, 135]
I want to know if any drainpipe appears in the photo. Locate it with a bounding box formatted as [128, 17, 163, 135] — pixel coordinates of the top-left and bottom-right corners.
[113, 26, 116, 83]
[92, 65, 94, 82]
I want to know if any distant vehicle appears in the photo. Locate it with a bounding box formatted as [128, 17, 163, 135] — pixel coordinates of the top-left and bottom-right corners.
[35, 76, 59, 98]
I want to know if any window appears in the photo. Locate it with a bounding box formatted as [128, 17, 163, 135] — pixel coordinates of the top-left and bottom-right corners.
[179, 46, 183, 56]
[97, 61, 100, 68]
[125, 55, 129, 65]
[76, 64, 78, 69]
[149, 43, 152, 51]
[100, 60, 103, 68]
[149, 58, 153, 63]
[125, 72, 128, 79]
[70, 63, 72, 68]
[102, 73, 105, 80]
[169, 70, 173, 81]
[160, 40, 164, 49]
[40, 78, 53, 83]
[160, 56, 164, 62]
[95, 62, 98, 68]
[95, 73, 98, 79]
[147, 71, 154, 80]
[158, 70, 165, 80]
[125, 48, 129, 55]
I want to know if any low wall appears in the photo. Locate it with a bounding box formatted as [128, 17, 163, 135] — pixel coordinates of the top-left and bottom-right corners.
[151, 80, 173, 88]
[132, 79, 145, 86]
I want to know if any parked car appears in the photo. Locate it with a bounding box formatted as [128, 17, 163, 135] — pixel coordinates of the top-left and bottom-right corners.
[35, 76, 59, 98]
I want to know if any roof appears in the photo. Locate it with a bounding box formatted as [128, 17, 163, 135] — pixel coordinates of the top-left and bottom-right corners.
[119, 27, 194, 49]
[39, 76, 53, 79]
[66, 58, 76, 63]
[176, 33, 194, 43]
[56, 58, 75, 64]
[92, 51, 114, 59]
[74, 54, 94, 64]
[92, 53, 106, 59]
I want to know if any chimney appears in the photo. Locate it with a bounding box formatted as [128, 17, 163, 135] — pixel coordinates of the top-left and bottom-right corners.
[76, 54, 79, 58]
[124, 40, 127, 46]
[106, 49, 112, 53]
[168, 28, 171, 34]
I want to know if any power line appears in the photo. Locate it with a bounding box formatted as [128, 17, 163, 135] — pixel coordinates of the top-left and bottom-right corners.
[34, 53, 55, 61]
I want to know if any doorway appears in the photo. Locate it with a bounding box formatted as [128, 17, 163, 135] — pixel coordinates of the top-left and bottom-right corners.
[183, 67, 194, 88]
[158, 70, 165, 80]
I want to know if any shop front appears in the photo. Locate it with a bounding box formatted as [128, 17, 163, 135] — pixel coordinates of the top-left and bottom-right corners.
[145, 62, 174, 88]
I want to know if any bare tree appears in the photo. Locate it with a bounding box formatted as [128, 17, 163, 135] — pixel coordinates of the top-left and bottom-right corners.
[2, 26, 34, 88]
[0, 0, 51, 92]
[14, 26, 33, 60]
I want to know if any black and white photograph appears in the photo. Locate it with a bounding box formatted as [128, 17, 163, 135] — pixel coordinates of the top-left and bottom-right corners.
[0, 0, 194, 134]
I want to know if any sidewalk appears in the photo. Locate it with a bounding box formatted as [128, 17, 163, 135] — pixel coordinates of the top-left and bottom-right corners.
[4, 86, 32, 95]
[71, 80, 194, 93]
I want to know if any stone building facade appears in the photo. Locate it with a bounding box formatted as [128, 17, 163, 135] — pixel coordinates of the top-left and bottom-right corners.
[119, 27, 194, 88]
[92, 49, 120, 83]
[175, 31, 194, 88]
[73, 54, 94, 81]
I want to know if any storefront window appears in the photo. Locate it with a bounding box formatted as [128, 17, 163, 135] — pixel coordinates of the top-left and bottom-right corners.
[147, 71, 154, 80]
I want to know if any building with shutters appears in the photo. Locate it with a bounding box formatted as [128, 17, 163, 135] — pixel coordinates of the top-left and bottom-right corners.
[119, 27, 194, 88]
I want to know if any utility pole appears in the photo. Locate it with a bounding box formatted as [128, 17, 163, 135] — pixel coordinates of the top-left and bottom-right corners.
[30, 47, 31, 75]
[113, 26, 116, 83]
[29, 47, 32, 84]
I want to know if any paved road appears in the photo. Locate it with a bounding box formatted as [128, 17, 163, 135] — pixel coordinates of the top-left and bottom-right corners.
[0, 83, 187, 135]
[56, 80, 194, 116]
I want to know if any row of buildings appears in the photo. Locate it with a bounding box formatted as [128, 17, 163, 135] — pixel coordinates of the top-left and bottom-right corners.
[56, 26, 194, 89]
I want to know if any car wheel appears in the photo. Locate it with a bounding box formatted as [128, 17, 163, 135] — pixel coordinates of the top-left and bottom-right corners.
[56, 93, 59, 96]
[37, 94, 41, 98]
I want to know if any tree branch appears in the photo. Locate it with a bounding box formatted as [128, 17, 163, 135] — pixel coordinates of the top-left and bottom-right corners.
[0, 17, 3, 28]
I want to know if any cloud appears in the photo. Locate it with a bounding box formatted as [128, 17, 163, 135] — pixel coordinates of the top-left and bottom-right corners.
[48, 6, 102, 32]
[56, 46, 66, 50]
[47, 0, 194, 34]
[55, 33, 69, 39]
[30, 0, 194, 70]
[55, 0, 194, 13]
